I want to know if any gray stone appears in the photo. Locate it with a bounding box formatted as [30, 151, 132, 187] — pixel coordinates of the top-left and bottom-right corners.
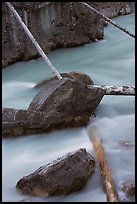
[2, 108, 93, 137]
[2, 73, 104, 137]
[28, 78, 104, 113]
[16, 148, 95, 196]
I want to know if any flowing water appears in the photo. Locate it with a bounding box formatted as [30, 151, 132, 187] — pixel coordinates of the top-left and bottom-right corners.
[2, 13, 135, 202]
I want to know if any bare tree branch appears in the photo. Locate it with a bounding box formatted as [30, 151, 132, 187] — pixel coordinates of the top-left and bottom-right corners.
[88, 85, 135, 96]
[79, 2, 135, 38]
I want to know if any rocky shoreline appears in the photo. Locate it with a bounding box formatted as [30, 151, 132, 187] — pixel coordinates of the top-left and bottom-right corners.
[2, 2, 134, 68]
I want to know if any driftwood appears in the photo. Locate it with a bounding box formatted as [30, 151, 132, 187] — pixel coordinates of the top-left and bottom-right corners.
[79, 2, 135, 38]
[89, 127, 120, 202]
[6, 2, 62, 80]
[88, 85, 135, 96]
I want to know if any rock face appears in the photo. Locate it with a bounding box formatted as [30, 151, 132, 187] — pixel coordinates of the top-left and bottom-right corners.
[2, 2, 133, 67]
[16, 148, 95, 196]
[2, 72, 104, 137]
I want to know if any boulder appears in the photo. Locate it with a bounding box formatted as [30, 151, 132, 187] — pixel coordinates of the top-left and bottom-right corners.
[28, 77, 104, 114]
[2, 73, 104, 137]
[16, 148, 95, 196]
[2, 108, 93, 137]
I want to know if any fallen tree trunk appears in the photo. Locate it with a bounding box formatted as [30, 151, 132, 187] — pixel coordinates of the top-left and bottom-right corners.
[79, 2, 135, 38]
[89, 127, 120, 202]
[88, 85, 135, 96]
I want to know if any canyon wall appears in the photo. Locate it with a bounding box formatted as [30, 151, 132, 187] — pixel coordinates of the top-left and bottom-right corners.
[2, 2, 134, 68]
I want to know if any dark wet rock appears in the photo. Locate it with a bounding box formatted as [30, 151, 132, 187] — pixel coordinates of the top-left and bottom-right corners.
[121, 181, 135, 202]
[2, 75, 104, 137]
[16, 148, 95, 196]
[2, 108, 93, 137]
[28, 77, 104, 113]
[35, 71, 94, 89]
[2, 2, 103, 67]
[2, 2, 133, 67]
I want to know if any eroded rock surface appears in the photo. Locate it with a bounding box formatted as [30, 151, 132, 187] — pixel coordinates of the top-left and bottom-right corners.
[2, 72, 104, 137]
[28, 77, 104, 113]
[2, 2, 133, 67]
[16, 148, 95, 196]
[121, 180, 135, 202]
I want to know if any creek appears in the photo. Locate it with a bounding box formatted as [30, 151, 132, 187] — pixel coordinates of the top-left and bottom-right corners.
[2, 13, 135, 202]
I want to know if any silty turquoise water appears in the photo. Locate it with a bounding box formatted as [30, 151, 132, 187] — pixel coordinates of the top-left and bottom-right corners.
[2, 13, 135, 202]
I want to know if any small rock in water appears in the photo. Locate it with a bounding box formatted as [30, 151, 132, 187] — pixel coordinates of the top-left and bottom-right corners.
[16, 148, 95, 197]
[20, 199, 31, 202]
[121, 180, 135, 202]
[119, 140, 135, 147]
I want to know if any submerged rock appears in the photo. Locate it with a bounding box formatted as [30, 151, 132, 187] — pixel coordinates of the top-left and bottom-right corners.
[119, 140, 135, 147]
[2, 108, 93, 137]
[20, 199, 31, 202]
[16, 148, 95, 196]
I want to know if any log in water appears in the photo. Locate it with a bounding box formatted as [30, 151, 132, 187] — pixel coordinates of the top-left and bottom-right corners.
[88, 85, 135, 95]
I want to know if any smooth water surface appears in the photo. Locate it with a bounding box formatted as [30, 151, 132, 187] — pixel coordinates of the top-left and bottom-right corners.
[2, 13, 135, 202]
